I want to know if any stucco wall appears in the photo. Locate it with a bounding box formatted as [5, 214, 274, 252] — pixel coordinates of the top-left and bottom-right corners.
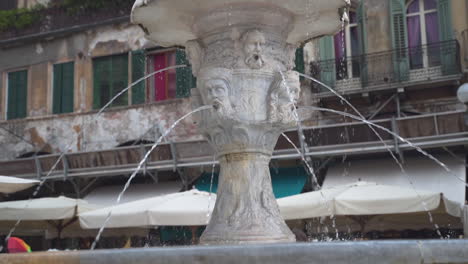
[0, 23, 149, 119]
[0, 22, 206, 161]
[0, 98, 201, 161]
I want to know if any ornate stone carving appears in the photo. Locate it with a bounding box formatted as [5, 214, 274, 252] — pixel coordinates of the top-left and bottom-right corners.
[197, 68, 234, 124]
[268, 71, 301, 125]
[241, 29, 266, 70]
[132, 0, 348, 246]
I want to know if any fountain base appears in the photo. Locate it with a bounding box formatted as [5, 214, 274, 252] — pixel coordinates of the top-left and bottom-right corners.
[2, 240, 468, 264]
[200, 152, 295, 245]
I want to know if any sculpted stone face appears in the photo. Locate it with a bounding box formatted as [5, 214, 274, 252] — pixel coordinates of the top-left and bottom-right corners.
[282, 76, 300, 105]
[205, 79, 229, 109]
[269, 71, 301, 123]
[242, 29, 266, 69]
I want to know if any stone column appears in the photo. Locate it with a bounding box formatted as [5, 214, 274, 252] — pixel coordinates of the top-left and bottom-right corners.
[187, 6, 302, 244]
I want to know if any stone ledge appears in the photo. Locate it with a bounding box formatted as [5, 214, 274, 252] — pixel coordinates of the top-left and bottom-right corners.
[1, 240, 468, 264]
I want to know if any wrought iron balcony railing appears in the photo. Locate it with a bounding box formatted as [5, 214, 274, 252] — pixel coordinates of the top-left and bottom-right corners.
[0, 3, 132, 43]
[311, 40, 461, 94]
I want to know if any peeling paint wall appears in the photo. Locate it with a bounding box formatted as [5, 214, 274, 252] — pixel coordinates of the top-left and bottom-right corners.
[0, 23, 150, 119]
[0, 98, 201, 161]
[88, 25, 150, 56]
[0, 1, 466, 165]
[0, 21, 203, 162]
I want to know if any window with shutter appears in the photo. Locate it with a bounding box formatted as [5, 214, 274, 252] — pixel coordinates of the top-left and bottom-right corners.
[294, 47, 305, 77]
[93, 54, 129, 109]
[357, 1, 368, 86]
[53, 62, 74, 114]
[436, 0, 456, 75]
[390, 0, 410, 81]
[147, 49, 194, 102]
[176, 49, 193, 98]
[7, 70, 27, 120]
[318, 36, 336, 88]
[131, 50, 146, 105]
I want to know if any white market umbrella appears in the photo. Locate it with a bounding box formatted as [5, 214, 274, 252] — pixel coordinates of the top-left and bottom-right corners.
[0, 196, 95, 221]
[278, 181, 462, 220]
[79, 190, 216, 229]
[0, 196, 97, 239]
[0, 176, 39, 194]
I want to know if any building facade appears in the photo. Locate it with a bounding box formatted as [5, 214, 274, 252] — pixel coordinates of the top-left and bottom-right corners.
[0, 0, 467, 245]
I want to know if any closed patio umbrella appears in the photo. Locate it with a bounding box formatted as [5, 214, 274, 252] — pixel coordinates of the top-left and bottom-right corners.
[0, 176, 39, 194]
[277, 181, 462, 220]
[0, 196, 97, 241]
[79, 190, 216, 229]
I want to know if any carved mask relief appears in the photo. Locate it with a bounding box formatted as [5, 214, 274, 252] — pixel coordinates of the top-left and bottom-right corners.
[268, 71, 300, 124]
[241, 29, 266, 69]
[198, 68, 234, 121]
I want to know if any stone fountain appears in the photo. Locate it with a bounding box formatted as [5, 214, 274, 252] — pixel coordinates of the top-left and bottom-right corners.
[3, 1, 468, 263]
[132, 0, 347, 245]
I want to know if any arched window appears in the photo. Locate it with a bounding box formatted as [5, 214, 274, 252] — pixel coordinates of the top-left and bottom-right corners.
[406, 0, 440, 69]
[334, 11, 361, 80]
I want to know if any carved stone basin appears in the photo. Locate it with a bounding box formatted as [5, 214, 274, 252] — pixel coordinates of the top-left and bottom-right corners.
[131, 0, 348, 245]
[132, 0, 347, 46]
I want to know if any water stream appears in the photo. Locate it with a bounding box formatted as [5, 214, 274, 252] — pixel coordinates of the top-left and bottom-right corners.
[300, 105, 468, 237]
[206, 155, 217, 219]
[280, 133, 339, 239]
[90, 105, 212, 250]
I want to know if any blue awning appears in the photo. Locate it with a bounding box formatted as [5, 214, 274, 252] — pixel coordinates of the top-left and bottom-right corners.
[194, 167, 308, 198]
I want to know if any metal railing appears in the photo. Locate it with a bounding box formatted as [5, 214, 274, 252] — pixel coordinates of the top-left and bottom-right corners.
[0, 3, 132, 41]
[0, 111, 465, 180]
[311, 40, 461, 94]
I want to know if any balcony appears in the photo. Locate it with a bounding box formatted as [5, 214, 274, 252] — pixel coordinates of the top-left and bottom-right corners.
[0, 111, 465, 181]
[0, 3, 132, 45]
[311, 40, 462, 97]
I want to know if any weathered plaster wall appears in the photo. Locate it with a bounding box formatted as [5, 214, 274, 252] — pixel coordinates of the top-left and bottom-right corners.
[0, 22, 204, 161]
[0, 98, 201, 161]
[29, 63, 48, 117]
[0, 23, 150, 119]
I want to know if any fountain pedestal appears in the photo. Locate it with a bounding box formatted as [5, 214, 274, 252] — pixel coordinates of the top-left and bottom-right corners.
[132, 0, 347, 244]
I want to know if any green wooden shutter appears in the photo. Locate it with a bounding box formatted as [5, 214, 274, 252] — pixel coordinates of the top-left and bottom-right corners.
[357, 0, 369, 87]
[94, 55, 128, 110]
[318, 36, 336, 88]
[53, 62, 74, 114]
[389, 0, 409, 82]
[111, 54, 129, 107]
[437, 0, 456, 75]
[16, 70, 27, 118]
[175, 49, 192, 98]
[52, 64, 62, 114]
[61, 62, 74, 113]
[437, 0, 453, 42]
[7, 71, 18, 120]
[131, 50, 146, 105]
[7, 70, 27, 120]
[93, 58, 106, 110]
[294, 47, 305, 79]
